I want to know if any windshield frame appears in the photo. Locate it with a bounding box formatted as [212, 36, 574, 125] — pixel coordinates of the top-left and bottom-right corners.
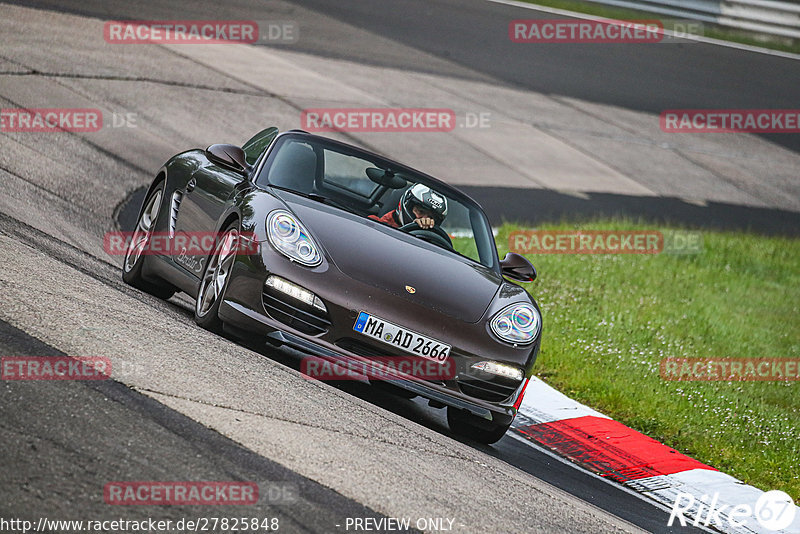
[253, 131, 500, 272]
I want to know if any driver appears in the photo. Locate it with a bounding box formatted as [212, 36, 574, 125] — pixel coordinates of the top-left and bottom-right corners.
[370, 183, 448, 230]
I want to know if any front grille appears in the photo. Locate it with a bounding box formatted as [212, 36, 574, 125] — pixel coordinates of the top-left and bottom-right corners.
[262, 290, 331, 336]
[339, 339, 520, 401]
[335, 338, 449, 386]
[335, 338, 388, 358]
[456, 373, 520, 403]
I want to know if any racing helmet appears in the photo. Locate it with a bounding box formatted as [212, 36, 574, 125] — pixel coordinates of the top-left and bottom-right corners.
[398, 183, 448, 226]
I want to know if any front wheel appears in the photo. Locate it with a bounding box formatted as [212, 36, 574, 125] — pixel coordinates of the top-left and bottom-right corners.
[194, 222, 239, 333]
[447, 407, 511, 445]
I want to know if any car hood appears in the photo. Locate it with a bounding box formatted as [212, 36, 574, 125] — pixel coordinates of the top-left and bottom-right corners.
[276, 192, 502, 323]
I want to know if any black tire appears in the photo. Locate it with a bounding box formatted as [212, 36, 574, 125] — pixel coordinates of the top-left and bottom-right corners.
[447, 407, 511, 445]
[194, 221, 240, 334]
[122, 183, 176, 299]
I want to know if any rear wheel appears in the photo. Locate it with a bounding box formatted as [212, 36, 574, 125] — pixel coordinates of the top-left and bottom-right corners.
[122, 184, 176, 299]
[447, 407, 511, 445]
[194, 222, 239, 334]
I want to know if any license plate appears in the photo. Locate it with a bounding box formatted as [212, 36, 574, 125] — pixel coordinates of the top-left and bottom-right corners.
[353, 311, 451, 363]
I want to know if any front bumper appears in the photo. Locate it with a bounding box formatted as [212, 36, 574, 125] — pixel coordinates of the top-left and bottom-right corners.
[220, 299, 517, 424]
[218, 248, 539, 425]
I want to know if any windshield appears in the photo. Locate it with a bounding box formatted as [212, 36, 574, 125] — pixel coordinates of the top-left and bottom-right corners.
[255, 134, 498, 270]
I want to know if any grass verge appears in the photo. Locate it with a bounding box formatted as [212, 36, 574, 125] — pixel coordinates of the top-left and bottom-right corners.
[515, 0, 800, 55]
[494, 220, 799, 499]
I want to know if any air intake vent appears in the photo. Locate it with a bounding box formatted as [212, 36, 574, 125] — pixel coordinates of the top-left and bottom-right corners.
[169, 190, 183, 238]
[334, 338, 447, 386]
[335, 338, 388, 358]
[456, 374, 520, 403]
[262, 289, 331, 336]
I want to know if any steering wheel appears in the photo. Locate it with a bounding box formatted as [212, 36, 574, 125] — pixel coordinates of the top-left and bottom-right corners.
[398, 221, 453, 250]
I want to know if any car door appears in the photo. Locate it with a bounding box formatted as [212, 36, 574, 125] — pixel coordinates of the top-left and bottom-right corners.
[172, 160, 246, 276]
[172, 128, 279, 276]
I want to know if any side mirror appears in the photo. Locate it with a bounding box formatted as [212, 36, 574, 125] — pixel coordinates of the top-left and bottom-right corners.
[206, 144, 250, 175]
[500, 252, 536, 282]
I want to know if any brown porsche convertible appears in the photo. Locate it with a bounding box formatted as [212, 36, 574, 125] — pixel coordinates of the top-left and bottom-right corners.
[122, 128, 541, 444]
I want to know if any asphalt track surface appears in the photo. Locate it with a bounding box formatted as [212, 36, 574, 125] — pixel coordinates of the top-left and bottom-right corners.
[0, 319, 401, 533]
[18, 0, 800, 142]
[283, 0, 800, 154]
[458, 186, 800, 236]
[1, 0, 797, 533]
[15, 0, 800, 234]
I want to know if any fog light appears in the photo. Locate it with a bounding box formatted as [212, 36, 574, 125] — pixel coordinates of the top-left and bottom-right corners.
[265, 275, 326, 312]
[470, 361, 524, 381]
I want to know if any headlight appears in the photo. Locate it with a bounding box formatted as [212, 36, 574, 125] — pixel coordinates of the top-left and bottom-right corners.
[490, 303, 540, 345]
[265, 275, 326, 312]
[266, 210, 322, 267]
[471, 361, 524, 381]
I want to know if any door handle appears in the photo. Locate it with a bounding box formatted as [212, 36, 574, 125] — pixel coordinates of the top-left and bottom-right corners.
[186, 177, 197, 192]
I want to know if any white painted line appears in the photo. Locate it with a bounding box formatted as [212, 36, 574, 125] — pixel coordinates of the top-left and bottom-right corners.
[488, 0, 800, 61]
[517, 376, 611, 423]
